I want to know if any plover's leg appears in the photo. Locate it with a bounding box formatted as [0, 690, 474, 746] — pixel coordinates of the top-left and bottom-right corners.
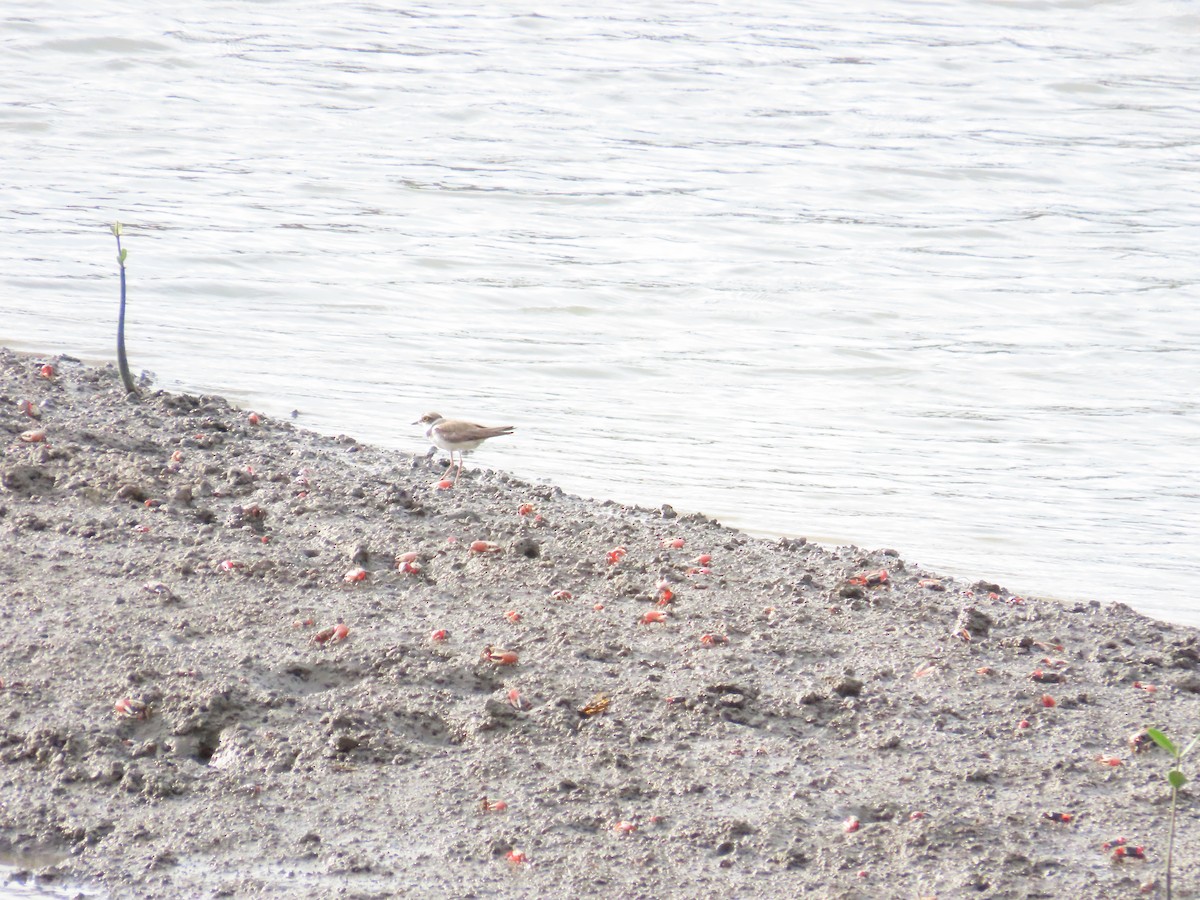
[432, 449, 452, 483]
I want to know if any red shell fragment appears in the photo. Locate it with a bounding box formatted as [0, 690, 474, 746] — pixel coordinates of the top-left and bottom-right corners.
[847, 569, 888, 587]
[1129, 730, 1152, 753]
[1112, 845, 1146, 861]
[114, 697, 149, 720]
[482, 646, 518, 665]
[310, 623, 349, 646]
[655, 579, 674, 605]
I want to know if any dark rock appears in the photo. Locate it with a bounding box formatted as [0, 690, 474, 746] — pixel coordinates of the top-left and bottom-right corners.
[115, 483, 148, 502]
[1, 466, 55, 495]
[955, 606, 994, 639]
[509, 537, 541, 559]
[333, 735, 360, 753]
[833, 677, 863, 697]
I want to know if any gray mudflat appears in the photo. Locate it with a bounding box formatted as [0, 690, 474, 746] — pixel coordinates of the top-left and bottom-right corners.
[1, 349, 1197, 899]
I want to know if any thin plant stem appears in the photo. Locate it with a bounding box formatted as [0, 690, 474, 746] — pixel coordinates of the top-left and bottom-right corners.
[1166, 776, 1177, 900]
[113, 227, 137, 396]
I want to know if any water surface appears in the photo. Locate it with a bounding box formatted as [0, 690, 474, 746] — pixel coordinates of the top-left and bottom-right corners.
[2, 0, 1198, 625]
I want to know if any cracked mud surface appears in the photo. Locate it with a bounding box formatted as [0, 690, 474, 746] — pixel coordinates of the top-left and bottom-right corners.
[1, 348, 1198, 898]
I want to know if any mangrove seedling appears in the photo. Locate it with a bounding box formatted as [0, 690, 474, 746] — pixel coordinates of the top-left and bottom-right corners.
[111, 222, 138, 396]
[1147, 727, 1198, 899]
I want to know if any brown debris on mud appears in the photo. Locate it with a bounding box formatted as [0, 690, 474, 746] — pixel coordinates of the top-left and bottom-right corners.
[1, 348, 1198, 898]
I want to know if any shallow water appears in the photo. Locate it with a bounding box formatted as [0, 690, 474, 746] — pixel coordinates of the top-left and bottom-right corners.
[2, 0, 1198, 625]
[0, 857, 98, 899]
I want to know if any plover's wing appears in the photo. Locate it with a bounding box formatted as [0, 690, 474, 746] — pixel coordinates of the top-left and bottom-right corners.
[437, 420, 515, 442]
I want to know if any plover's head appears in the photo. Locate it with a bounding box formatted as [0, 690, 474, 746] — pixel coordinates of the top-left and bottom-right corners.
[414, 411, 444, 426]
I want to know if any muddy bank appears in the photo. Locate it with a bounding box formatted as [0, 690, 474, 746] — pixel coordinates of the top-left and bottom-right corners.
[1, 347, 1198, 899]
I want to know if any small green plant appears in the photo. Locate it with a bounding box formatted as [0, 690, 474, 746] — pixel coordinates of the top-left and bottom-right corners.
[1147, 727, 1199, 899]
[110, 222, 138, 396]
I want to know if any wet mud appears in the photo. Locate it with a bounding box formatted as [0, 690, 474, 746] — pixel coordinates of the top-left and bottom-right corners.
[1, 348, 1198, 898]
